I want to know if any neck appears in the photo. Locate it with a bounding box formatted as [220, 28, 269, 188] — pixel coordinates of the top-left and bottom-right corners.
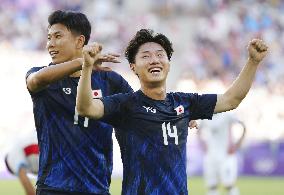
[69, 51, 83, 78]
[140, 83, 167, 100]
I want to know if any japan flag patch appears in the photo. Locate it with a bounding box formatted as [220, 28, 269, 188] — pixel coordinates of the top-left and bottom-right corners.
[92, 89, 102, 99]
[175, 105, 184, 115]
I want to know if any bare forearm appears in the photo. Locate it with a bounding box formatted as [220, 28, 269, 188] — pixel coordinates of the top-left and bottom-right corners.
[226, 59, 258, 104]
[18, 168, 35, 195]
[215, 59, 259, 113]
[27, 58, 83, 92]
[76, 43, 105, 119]
[76, 65, 94, 116]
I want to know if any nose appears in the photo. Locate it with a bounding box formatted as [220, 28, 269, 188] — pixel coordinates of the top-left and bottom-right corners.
[46, 38, 55, 50]
[149, 55, 159, 64]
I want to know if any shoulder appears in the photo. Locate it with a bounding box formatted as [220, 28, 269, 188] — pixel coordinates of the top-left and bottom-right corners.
[105, 91, 135, 101]
[27, 66, 46, 71]
[102, 92, 136, 108]
[26, 66, 46, 77]
[91, 70, 128, 87]
[168, 92, 198, 100]
[26, 65, 50, 83]
[92, 70, 123, 80]
[92, 70, 133, 93]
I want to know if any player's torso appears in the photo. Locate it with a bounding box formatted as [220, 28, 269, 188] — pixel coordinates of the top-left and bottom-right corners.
[32, 71, 115, 193]
[118, 91, 191, 148]
[39, 74, 107, 117]
[116, 91, 191, 195]
[33, 71, 117, 125]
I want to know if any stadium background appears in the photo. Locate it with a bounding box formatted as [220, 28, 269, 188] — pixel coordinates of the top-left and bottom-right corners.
[0, 0, 283, 194]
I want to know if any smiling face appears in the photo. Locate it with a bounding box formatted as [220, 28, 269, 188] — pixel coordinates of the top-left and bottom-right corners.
[46, 23, 83, 64]
[131, 42, 170, 86]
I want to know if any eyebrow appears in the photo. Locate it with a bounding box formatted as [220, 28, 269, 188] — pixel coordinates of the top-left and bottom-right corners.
[140, 49, 164, 54]
[47, 31, 62, 36]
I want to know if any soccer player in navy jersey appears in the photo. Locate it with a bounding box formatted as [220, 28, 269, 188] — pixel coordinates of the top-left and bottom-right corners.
[76, 29, 268, 194]
[26, 10, 133, 195]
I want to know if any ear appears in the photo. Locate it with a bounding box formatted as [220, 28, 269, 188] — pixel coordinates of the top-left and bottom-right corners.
[76, 35, 85, 49]
[130, 63, 138, 76]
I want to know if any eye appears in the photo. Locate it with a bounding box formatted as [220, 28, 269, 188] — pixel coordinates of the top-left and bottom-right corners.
[157, 53, 164, 57]
[55, 34, 61, 39]
[142, 55, 149, 59]
[47, 36, 51, 41]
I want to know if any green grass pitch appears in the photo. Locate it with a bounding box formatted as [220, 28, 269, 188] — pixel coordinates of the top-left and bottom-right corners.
[0, 177, 283, 195]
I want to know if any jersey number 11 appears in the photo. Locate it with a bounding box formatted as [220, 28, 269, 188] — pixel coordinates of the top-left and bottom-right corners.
[74, 108, 89, 127]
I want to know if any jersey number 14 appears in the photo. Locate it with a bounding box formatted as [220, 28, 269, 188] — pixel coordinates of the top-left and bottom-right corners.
[162, 122, 178, 145]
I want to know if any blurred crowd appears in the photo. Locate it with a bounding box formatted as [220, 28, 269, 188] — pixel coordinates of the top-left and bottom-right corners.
[0, 0, 283, 142]
[1, 0, 284, 94]
[0, 1, 283, 178]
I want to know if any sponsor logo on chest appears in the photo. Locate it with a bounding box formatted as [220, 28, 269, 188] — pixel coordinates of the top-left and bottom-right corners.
[143, 106, 156, 113]
[63, 88, 71, 94]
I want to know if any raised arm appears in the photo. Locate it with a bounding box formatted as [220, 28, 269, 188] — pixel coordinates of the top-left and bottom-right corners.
[76, 43, 120, 119]
[26, 58, 83, 93]
[214, 39, 268, 113]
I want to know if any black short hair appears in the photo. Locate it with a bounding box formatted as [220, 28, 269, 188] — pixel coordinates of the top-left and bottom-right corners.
[125, 29, 174, 64]
[48, 10, 91, 45]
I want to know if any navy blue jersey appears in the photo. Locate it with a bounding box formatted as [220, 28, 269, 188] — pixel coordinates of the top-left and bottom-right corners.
[102, 90, 217, 195]
[26, 66, 132, 194]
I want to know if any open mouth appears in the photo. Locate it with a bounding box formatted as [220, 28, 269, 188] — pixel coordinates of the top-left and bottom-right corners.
[148, 67, 162, 74]
[49, 51, 59, 58]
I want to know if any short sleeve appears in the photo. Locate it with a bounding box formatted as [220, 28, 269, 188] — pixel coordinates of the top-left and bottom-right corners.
[189, 94, 217, 120]
[25, 66, 46, 95]
[25, 66, 45, 81]
[101, 93, 132, 127]
[107, 71, 133, 94]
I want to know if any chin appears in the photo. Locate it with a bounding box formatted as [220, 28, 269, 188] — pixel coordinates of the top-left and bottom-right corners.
[148, 77, 166, 84]
[152, 75, 166, 82]
[51, 58, 64, 64]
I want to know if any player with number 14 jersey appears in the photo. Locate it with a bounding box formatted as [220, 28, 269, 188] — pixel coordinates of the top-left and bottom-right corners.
[101, 90, 216, 194]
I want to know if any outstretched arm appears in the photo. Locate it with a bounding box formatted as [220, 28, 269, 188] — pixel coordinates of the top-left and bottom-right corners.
[76, 43, 120, 119]
[26, 58, 83, 93]
[214, 39, 268, 113]
[18, 167, 35, 195]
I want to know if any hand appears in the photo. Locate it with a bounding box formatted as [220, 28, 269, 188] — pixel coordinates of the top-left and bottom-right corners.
[188, 120, 198, 129]
[93, 53, 121, 71]
[82, 42, 102, 68]
[248, 39, 268, 64]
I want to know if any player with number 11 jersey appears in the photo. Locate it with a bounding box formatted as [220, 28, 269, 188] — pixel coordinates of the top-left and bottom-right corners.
[26, 66, 132, 194]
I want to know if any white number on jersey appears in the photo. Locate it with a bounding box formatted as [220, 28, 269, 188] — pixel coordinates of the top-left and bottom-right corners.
[162, 122, 178, 145]
[74, 108, 89, 127]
